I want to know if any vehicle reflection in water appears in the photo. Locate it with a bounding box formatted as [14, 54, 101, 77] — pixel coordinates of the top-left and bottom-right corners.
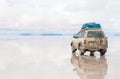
[71, 55, 108, 79]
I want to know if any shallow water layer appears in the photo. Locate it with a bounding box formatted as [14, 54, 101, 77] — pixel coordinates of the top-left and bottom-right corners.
[0, 37, 119, 79]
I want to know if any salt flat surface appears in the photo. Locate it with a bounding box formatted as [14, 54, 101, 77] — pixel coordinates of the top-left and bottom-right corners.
[0, 36, 119, 79]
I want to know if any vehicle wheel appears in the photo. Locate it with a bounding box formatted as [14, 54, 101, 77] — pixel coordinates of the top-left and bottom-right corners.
[72, 49, 77, 54]
[70, 42, 73, 46]
[80, 50, 86, 55]
[80, 52, 84, 55]
[100, 49, 106, 56]
[90, 51, 94, 56]
[71, 43, 77, 54]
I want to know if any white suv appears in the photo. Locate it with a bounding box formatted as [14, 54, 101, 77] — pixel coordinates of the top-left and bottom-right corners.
[71, 23, 108, 56]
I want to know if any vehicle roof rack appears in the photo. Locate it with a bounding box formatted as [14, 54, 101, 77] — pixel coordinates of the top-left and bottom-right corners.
[81, 22, 102, 29]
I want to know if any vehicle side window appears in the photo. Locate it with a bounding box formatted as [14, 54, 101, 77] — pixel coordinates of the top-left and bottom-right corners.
[81, 31, 85, 38]
[76, 30, 85, 38]
[76, 31, 81, 37]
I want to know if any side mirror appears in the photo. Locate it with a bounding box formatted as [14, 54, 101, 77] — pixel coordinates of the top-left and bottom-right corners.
[73, 35, 79, 38]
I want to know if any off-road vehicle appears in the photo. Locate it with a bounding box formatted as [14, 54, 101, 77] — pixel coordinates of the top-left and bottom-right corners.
[71, 23, 108, 56]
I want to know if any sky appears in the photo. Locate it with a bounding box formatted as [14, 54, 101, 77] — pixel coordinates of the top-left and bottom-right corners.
[0, 0, 120, 31]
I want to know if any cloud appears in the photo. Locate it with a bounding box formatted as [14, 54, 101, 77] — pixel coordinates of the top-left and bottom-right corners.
[0, 0, 119, 31]
[64, 0, 108, 12]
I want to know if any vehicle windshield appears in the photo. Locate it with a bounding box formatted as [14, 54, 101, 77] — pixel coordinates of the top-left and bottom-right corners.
[87, 31, 104, 38]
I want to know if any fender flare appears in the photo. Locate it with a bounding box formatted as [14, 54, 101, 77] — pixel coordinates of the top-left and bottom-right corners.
[78, 42, 82, 47]
[71, 41, 73, 46]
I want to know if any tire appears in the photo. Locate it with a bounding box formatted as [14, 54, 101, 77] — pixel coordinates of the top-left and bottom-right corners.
[90, 51, 94, 56]
[100, 49, 106, 56]
[72, 49, 77, 54]
[70, 42, 73, 46]
[80, 52, 84, 55]
[71, 42, 77, 54]
[100, 52, 105, 56]
[80, 50, 86, 55]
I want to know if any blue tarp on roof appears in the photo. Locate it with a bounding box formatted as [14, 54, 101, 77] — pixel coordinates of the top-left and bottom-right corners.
[82, 23, 101, 29]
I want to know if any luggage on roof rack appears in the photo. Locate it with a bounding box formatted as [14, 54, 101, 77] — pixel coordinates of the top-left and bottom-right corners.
[81, 23, 101, 29]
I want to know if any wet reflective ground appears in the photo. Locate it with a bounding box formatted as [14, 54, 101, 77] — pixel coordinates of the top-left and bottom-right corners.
[0, 37, 119, 79]
[71, 55, 108, 79]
